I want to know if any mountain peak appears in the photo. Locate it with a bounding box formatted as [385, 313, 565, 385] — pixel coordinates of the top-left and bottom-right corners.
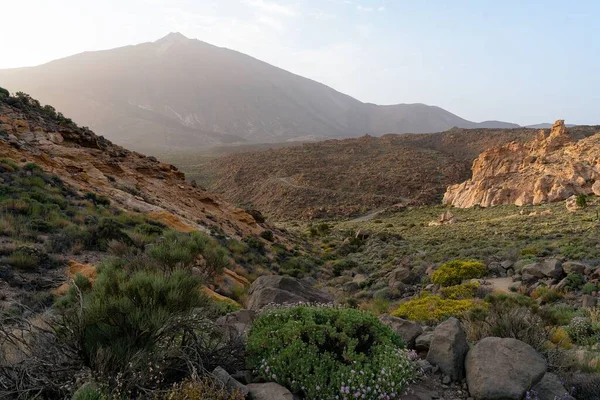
[156, 32, 189, 43]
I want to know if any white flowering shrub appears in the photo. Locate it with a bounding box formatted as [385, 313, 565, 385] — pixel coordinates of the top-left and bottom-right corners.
[247, 305, 416, 399]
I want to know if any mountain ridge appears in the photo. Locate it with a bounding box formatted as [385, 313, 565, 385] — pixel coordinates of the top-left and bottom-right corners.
[0, 33, 519, 152]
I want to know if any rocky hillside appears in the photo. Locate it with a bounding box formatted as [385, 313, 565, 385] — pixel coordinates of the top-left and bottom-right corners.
[0, 92, 266, 239]
[199, 125, 600, 220]
[444, 120, 600, 208]
[0, 33, 519, 152]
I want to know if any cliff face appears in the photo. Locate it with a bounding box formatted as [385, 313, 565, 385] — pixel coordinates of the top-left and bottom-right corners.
[443, 120, 600, 208]
[0, 98, 264, 239]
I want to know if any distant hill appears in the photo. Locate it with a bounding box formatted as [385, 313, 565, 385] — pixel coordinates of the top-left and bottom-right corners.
[0, 33, 518, 152]
[195, 125, 600, 220]
[525, 123, 577, 129]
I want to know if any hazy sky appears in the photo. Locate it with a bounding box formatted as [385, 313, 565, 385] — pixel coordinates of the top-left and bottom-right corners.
[1, 0, 599, 125]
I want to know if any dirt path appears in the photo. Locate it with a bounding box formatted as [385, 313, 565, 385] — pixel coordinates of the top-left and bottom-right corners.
[348, 208, 388, 223]
[485, 277, 513, 293]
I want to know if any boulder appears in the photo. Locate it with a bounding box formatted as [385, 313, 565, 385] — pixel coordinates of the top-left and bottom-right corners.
[415, 331, 434, 352]
[426, 317, 469, 381]
[247, 382, 294, 400]
[247, 275, 333, 310]
[522, 259, 563, 281]
[565, 195, 581, 212]
[465, 337, 547, 400]
[563, 261, 587, 275]
[379, 314, 423, 348]
[216, 309, 257, 338]
[531, 372, 570, 400]
[582, 295, 598, 308]
[212, 366, 249, 396]
[389, 266, 415, 285]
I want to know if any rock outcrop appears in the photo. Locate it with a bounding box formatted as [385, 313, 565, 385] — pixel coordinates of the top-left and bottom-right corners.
[444, 120, 600, 208]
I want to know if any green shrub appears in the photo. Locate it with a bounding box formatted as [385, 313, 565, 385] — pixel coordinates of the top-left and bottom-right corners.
[431, 260, 487, 286]
[576, 194, 588, 209]
[0, 87, 9, 98]
[541, 305, 587, 326]
[531, 286, 563, 304]
[567, 317, 598, 346]
[332, 259, 358, 277]
[259, 230, 274, 242]
[166, 377, 246, 400]
[583, 282, 598, 295]
[5, 246, 44, 270]
[248, 306, 416, 400]
[391, 292, 481, 322]
[565, 273, 585, 291]
[72, 384, 107, 400]
[57, 261, 207, 371]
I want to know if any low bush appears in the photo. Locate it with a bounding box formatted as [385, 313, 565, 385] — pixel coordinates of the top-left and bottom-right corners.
[530, 286, 563, 304]
[567, 317, 598, 346]
[5, 247, 40, 270]
[259, 230, 274, 242]
[332, 259, 358, 276]
[166, 378, 246, 400]
[431, 259, 487, 287]
[392, 292, 481, 322]
[440, 281, 480, 300]
[583, 282, 598, 295]
[247, 305, 416, 400]
[565, 273, 585, 291]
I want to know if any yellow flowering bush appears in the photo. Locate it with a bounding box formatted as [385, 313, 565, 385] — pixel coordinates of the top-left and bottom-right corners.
[440, 281, 480, 300]
[431, 260, 487, 287]
[391, 292, 482, 322]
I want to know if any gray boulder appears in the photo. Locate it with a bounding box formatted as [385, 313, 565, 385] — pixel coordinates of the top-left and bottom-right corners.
[379, 314, 423, 348]
[216, 309, 257, 339]
[247, 382, 294, 400]
[426, 317, 469, 381]
[531, 372, 570, 400]
[415, 331, 434, 352]
[465, 337, 547, 400]
[522, 259, 564, 282]
[582, 295, 598, 308]
[563, 261, 587, 275]
[247, 275, 333, 310]
[212, 366, 249, 396]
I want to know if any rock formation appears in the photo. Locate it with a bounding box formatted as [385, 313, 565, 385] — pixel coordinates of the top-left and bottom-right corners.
[443, 120, 600, 208]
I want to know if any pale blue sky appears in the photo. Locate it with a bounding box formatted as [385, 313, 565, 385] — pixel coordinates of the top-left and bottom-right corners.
[1, 0, 599, 125]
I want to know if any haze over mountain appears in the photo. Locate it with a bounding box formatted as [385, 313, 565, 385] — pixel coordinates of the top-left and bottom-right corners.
[0, 33, 521, 152]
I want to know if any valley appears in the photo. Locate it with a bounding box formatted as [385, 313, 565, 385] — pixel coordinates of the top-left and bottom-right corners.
[2, 27, 600, 400]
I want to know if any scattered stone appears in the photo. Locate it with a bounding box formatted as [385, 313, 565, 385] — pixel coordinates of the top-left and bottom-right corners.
[563, 261, 587, 275]
[465, 337, 546, 400]
[355, 229, 372, 240]
[426, 318, 469, 381]
[500, 260, 514, 270]
[416, 359, 434, 374]
[582, 295, 598, 308]
[531, 372, 570, 400]
[379, 314, 423, 348]
[212, 366, 249, 396]
[247, 275, 333, 310]
[389, 266, 415, 285]
[216, 309, 257, 339]
[247, 382, 294, 400]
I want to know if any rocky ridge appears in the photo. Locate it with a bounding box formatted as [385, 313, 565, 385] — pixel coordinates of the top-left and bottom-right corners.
[444, 120, 600, 208]
[0, 97, 267, 240]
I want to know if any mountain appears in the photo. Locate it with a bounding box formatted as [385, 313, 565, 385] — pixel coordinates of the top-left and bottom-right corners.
[0, 33, 518, 152]
[444, 120, 600, 208]
[525, 123, 577, 129]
